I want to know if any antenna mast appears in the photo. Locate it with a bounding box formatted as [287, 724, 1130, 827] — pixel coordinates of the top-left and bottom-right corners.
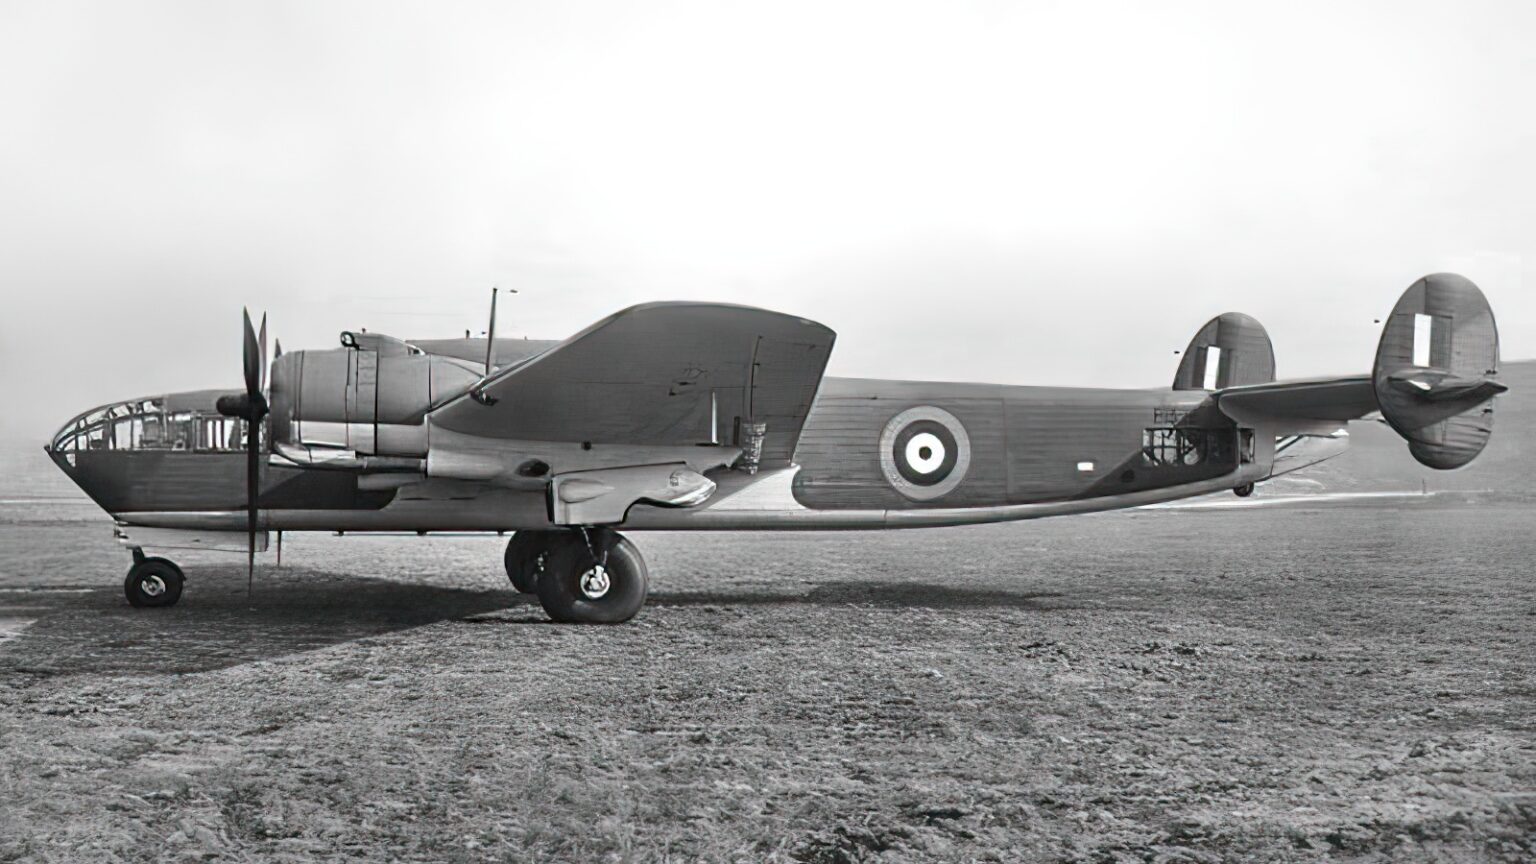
[483, 287, 498, 373]
[481, 285, 519, 374]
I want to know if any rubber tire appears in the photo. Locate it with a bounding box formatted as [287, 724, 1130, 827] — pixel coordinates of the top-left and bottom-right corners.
[535, 531, 648, 624]
[504, 531, 557, 594]
[125, 558, 184, 608]
[1234, 483, 1256, 498]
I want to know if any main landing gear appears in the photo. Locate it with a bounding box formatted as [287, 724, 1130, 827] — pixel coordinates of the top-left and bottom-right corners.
[503, 528, 649, 624]
[124, 550, 184, 608]
[1233, 482, 1256, 497]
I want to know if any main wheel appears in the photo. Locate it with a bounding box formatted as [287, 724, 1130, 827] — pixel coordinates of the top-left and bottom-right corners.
[504, 531, 558, 594]
[535, 530, 648, 624]
[125, 558, 184, 608]
[1234, 482, 1256, 498]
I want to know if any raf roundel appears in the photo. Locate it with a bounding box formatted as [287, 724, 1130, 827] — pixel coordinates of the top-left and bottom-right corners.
[878, 406, 972, 501]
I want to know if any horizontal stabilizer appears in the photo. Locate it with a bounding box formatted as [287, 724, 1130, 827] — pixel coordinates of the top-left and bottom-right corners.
[1215, 376, 1377, 428]
[1380, 370, 1505, 409]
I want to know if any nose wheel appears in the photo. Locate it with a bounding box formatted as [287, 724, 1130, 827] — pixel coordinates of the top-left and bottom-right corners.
[125, 555, 184, 608]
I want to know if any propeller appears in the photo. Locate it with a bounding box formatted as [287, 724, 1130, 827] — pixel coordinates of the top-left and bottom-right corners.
[216, 308, 269, 596]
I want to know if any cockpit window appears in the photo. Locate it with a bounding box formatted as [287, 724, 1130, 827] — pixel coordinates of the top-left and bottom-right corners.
[49, 396, 254, 454]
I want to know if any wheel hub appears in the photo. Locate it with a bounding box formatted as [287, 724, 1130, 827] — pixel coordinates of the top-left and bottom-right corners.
[140, 575, 166, 597]
[579, 565, 611, 600]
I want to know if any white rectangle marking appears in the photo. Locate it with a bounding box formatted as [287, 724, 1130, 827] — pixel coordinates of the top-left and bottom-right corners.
[1203, 346, 1222, 390]
[1413, 313, 1432, 366]
[1077, 461, 1095, 472]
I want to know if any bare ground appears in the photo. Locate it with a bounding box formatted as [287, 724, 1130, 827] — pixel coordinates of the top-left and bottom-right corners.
[0, 502, 1532, 863]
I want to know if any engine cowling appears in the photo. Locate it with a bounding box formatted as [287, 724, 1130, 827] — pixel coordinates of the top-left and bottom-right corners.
[269, 337, 480, 458]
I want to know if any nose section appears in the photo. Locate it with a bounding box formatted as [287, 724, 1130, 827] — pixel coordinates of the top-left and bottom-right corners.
[43, 390, 257, 517]
[44, 444, 121, 518]
[45, 431, 109, 514]
[45, 399, 135, 510]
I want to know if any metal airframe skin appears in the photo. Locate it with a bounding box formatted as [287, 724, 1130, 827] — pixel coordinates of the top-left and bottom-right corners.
[47, 276, 1504, 538]
[51, 378, 1259, 533]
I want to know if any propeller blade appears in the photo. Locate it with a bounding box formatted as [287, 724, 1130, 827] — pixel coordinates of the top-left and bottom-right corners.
[238, 308, 268, 598]
[258, 313, 268, 393]
[242, 308, 261, 398]
[247, 422, 258, 597]
[274, 338, 283, 360]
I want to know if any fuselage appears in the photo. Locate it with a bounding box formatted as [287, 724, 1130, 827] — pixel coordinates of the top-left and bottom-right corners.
[48, 374, 1283, 533]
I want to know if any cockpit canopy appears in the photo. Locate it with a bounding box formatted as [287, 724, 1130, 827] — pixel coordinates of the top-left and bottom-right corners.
[49, 389, 253, 456]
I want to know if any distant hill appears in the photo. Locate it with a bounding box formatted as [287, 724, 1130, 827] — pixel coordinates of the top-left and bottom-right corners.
[1265, 359, 1534, 499]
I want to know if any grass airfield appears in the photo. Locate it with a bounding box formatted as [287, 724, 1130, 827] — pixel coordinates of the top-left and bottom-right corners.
[0, 500, 1532, 863]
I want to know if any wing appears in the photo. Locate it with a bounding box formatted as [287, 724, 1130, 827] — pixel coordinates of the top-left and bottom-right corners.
[1213, 375, 1379, 432]
[427, 302, 836, 468]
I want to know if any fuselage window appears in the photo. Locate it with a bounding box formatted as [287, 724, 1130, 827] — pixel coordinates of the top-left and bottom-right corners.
[1143, 428, 1203, 466]
[1142, 427, 1237, 468]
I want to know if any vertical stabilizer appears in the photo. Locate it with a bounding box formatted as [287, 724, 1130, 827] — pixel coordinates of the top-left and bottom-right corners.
[1373, 273, 1503, 469]
[1173, 313, 1276, 391]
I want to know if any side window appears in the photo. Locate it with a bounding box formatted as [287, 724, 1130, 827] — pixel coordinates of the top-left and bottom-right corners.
[1142, 427, 1206, 466]
[1142, 427, 1240, 468]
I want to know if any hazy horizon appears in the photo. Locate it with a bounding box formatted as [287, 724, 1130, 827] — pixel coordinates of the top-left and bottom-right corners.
[4, 0, 1534, 442]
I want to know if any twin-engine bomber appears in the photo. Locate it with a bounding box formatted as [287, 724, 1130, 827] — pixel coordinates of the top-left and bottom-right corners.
[47, 274, 1506, 623]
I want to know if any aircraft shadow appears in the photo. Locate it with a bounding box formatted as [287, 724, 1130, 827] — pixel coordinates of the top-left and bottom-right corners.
[0, 575, 1073, 678]
[650, 580, 1071, 611]
[0, 567, 521, 678]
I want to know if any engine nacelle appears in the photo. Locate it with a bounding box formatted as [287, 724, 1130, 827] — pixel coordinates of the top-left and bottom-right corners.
[269, 338, 480, 458]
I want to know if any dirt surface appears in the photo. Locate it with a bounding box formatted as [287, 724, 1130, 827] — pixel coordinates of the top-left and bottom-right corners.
[0, 501, 1532, 863]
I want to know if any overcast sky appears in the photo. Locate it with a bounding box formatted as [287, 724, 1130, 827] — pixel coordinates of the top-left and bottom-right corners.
[2, 0, 1532, 442]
